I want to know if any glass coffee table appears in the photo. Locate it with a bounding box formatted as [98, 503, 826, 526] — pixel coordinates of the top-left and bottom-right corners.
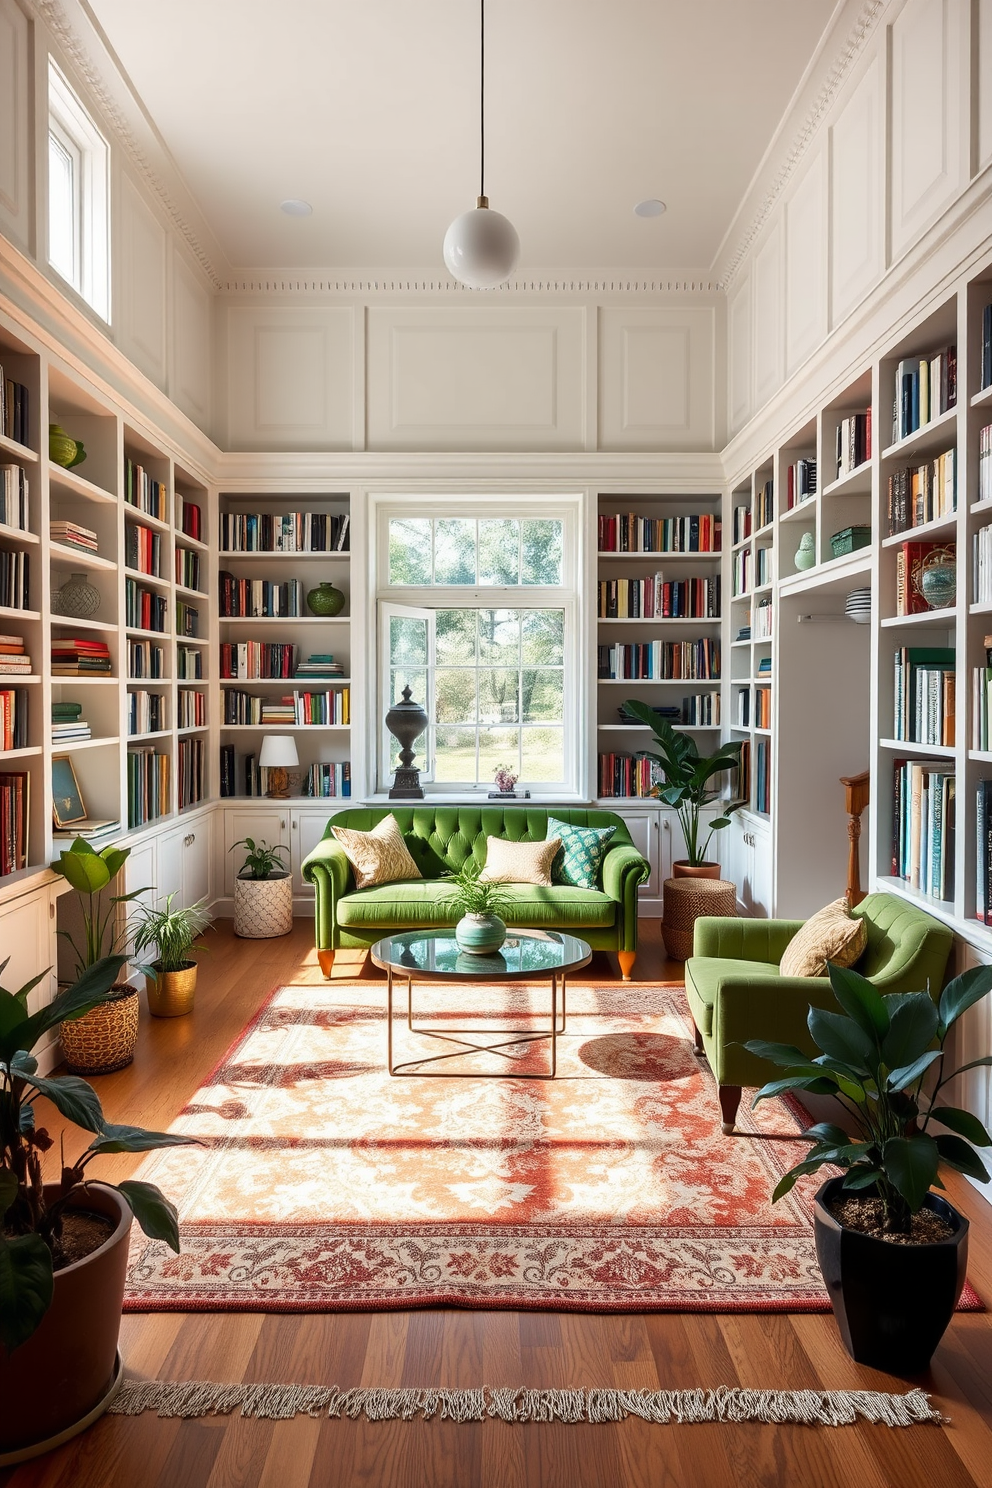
[370, 929, 592, 1079]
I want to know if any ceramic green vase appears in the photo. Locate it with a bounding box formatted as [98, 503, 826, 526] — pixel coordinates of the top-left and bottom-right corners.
[306, 581, 345, 617]
[49, 424, 86, 469]
[454, 913, 507, 955]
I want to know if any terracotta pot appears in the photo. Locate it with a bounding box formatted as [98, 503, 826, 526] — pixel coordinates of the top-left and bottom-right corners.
[813, 1175, 968, 1374]
[0, 1183, 131, 1463]
[672, 860, 722, 879]
[146, 961, 198, 1017]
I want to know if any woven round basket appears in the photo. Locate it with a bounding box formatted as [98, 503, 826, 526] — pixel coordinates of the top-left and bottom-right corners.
[60, 985, 139, 1075]
[662, 877, 736, 961]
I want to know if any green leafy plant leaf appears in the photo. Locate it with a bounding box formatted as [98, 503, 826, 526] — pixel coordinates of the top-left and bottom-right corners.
[0, 1167, 18, 1218]
[933, 1133, 991, 1183]
[23, 1074, 105, 1134]
[0, 1234, 54, 1352]
[828, 963, 889, 1040]
[880, 993, 940, 1070]
[88, 1124, 202, 1155]
[938, 965, 992, 1038]
[885, 1049, 944, 1091]
[882, 1135, 940, 1212]
[116, 1180, 181, 1252]
[807, 1007, 875, 1069]
[929, 1106, 992, 1146]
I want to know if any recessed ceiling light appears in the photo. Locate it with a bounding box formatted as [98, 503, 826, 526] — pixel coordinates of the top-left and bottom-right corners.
[634, 199, 667, 218]
[280, 199, 313, 217]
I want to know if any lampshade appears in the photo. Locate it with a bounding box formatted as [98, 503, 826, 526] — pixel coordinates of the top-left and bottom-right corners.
[443, 198, 520, 290]
[258, 735, 299, 769]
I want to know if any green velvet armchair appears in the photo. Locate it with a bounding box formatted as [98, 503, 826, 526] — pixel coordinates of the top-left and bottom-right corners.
[685, 892, 954, 1135]
[301, 805, 650, 979]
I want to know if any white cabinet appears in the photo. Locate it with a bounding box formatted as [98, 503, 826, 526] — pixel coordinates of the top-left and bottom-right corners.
[291, 808, 335, 900]
[617, 808, 669, 913]
[127, 811, 214, 912]
[730, 815, 773, 917]
[223, 808, 291, 897]
[0, 882, 60, 1071]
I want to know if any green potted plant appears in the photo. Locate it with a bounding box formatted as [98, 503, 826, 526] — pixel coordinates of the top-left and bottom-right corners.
[49, 840, 146, 1074]
[746, 959, 992, 1373]
[230, 837, 293, 938]
[0, 953, 196, 1461]
[620, 701, 743, 874]
[445, 861, 516, 954]
[129, 893, 214, 1017]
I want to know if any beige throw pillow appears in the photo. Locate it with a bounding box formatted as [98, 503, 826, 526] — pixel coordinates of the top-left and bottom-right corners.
[331, 815, 421, 889]
[780, 897, 867, 978]
[478, 835, 561, 886]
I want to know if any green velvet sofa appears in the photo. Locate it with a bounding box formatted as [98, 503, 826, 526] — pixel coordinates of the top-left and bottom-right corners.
[685, 892, 954, 1135]
[301, 805, 650, 979]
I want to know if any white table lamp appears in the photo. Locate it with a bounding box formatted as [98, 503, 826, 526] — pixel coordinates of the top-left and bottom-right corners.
[258, 735, 299, 799]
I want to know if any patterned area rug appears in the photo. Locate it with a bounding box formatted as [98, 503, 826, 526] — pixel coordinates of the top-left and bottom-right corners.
[122, 981, 970, 1314]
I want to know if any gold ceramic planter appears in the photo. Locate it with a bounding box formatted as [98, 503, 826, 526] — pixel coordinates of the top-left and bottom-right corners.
[146, 962, 198, 1017]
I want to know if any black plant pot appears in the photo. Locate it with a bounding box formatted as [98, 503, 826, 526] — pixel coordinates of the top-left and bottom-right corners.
[813, 1175, 969, 1374]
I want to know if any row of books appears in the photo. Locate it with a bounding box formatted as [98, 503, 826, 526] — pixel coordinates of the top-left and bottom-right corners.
[178, 736, 204, 809]
[220, 749, 293, 799]
[733, 547, 772, 596]
[597, 513, 721, 554]
[598, 752, 655, 799]
[52, 638, 111, 675]
[220, 511, 350, 553]
[0, 464, 28, 530]
[680, 693, 720, 726]
[128, 690, 166, 736]
[219, 574, 306, 618]
[177, 645, 203, 680]
[977, 779, 992, 924]
[754, 480, 773, 531]
[885, 451, 957, 535]
[753, 596, 773, 639]
[221, 687, 351, 726]
[892, 759, 955, 902]
[597, 575, 720, 620]
[128, 639, 165, 679]
[893, 646, 955, 746]
[0, 550, 29, 610]
[125, 579, 167, 633]
[124, 458, 167, 521]
[178, 689, 206, 728]
[736, 686, 771, 729]
[785, 458, 817, 508]
[971, 654, 992, 751]
[124, 521, 163, 577]
[596, 638, 720, 681]
[835, 410, 871, 478]
[127, 747, 169, 828]
[50, 519, 96, 553]
[304, 761, 352, 797]
[891, 347, 956, 443]
[175, 601, 199, 638]
[0, 688, 28, 751]
[220, 641, 297, 680]
[1, 373, 29, 447]
[979, 423, 992, 505]
[895, 540, 955, 616]
[178, 498, 202, 541]
[973, 525, 992, 607]
[732, 505, 752, 546]
[176, 548, 202, 591]
[754, 738, 771, 814]
[0, 770, 29, 874]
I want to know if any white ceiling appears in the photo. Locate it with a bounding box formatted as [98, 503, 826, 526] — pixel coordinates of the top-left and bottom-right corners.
[86, 0, 841, 274]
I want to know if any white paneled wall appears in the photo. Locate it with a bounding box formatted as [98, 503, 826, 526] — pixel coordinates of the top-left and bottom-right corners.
[224, 306, 355, 450]
[981, 0, 992, 168]
[0, 0, 30, 254]
[890, 0, 965, 257]
[116, 173, 168, 385]
[598, 305, 720, 451]
[172, 252, 213, 430]
[784, 148, 828, 376]
[728, 266, 753, 433]
[829, 56, 884, 324]
[753, 224, 784, 410]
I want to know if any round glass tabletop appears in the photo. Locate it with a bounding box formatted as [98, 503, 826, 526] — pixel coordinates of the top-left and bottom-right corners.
[371, 929, 592, 981]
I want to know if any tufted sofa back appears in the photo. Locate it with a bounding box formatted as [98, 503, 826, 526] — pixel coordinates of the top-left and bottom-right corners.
[320, 806, 635, 881]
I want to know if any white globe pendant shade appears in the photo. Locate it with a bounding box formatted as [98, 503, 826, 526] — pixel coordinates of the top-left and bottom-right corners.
[443, 198, 520, 289]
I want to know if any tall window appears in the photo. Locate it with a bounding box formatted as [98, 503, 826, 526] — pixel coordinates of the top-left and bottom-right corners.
[48, 61, 110, 322]
[378, 505, 580, 793]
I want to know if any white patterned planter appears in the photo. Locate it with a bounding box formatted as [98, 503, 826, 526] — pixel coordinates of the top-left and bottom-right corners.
[233, 871, 293, 938]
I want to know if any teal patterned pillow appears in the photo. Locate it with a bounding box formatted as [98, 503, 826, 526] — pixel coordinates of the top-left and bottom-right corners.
[547, 817, 616, 889]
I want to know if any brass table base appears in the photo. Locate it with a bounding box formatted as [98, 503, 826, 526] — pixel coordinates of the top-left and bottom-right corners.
[387, 968, 567, 1080]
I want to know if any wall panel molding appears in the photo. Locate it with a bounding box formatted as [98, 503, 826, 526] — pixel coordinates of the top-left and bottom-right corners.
[598, 306, 717, 451]
[753, 223, 785, 409]
[171, 249, 212, 430]
[225, 306, 355, 450]
[890, 0, 965, 258]
[0, 0, 31, 251]
[830, 56, 883, 323]
[729, 265, 753, 434]
[785, 147, 828, 374]
[116, 172, 167, 386]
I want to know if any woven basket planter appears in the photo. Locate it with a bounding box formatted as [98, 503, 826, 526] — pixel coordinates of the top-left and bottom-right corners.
[662, 877, 737, 961]
[233, 871, 293, 939]
[60, 984, 139, 1074]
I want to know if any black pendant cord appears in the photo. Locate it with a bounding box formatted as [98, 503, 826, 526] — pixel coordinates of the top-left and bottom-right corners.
[480, 0, 485, 201]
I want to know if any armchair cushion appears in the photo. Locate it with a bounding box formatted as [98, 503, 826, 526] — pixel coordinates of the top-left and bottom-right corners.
[479, 834, 560, 886]
[779, 896, 867, 978]
[331, 814, 421, 888]
[547, 816, 616, 889]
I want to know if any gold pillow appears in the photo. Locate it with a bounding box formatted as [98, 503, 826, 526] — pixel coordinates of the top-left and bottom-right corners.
[478, 836, 561, 886]
[780, 897, 867, 979]
[331, 815, 421, 889]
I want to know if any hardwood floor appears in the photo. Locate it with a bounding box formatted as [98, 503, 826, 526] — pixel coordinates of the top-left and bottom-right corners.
[5, 919, 992, 1488]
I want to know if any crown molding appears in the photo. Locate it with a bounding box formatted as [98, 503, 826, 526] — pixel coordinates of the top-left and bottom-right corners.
[714, 0, 887, 290]
[28, 0, 228, 290]
[219, 271, 723, 300]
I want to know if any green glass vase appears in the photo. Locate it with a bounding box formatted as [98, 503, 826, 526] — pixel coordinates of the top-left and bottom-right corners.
[306, 581, 345, 617]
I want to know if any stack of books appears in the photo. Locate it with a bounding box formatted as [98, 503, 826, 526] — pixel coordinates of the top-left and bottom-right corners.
[0, 770, 29, 872]
[51, 702, 90, 743]
[294, 653, 345, 679]
[0, 634, 31, 676]
[892, 348, 956, 442]
[0, 549, 29, 610]
[53, 819, 120, 842]
[0, 688, 28, 750]
[893, 759, 955, 901]
[50, 520, 98, 555]
[835, 411, 871, 477]
[260, 697, 297, 725]
[51, 638, 112, 675]
[1, 464, 29, 530]
[127, 691, 165, 736]
[0, 371, 29, 446]
[305, 761, 351, 798]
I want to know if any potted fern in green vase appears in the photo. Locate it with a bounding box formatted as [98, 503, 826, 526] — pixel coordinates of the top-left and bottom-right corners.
[446, 862, 515, 954]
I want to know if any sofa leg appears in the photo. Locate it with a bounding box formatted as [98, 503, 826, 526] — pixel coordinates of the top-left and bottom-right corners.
[718, 1085, 742, 1135]
[692, 1022, 704, 1056]
[317, 949, 335, 978]
[617, 950, 636, 981]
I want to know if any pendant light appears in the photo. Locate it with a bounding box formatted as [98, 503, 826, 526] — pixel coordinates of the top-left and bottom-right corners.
[442, 0, 520, 289]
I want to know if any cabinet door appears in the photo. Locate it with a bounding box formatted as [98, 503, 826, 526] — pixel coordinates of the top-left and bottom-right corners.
[183, 819, 211, 907]
[749, 823, 774, 917]
[224, 809, 291, 896]
[620, 811, 660, 899]
[2, 888, 59, 1066]
[291, 809, 335, 897]
[155, 827, 185, 905]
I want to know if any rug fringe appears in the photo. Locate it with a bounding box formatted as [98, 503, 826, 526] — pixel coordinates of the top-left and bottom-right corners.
[108, 1382, 945, 1428]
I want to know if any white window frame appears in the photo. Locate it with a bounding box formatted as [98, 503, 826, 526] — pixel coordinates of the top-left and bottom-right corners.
[375, 497, 582, 797]
[48, 59, 110, 323]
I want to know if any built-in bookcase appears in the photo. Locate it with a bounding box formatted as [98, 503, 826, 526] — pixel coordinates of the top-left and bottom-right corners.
[216, 491, 352, 802]
[594, 491, 723, 806]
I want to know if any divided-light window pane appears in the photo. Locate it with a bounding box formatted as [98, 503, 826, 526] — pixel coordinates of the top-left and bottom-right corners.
[387, 517, 562, 586]
[48, 131, 76, 284]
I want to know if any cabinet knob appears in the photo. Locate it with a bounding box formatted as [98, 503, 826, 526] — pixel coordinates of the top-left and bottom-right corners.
[281, 820, 287, 831]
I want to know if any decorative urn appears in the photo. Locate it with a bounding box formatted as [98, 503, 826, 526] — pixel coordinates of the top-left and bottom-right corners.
[306, 581, 346, 617]
[385, 685, 428, 800]
[794, 531, 816, 571]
